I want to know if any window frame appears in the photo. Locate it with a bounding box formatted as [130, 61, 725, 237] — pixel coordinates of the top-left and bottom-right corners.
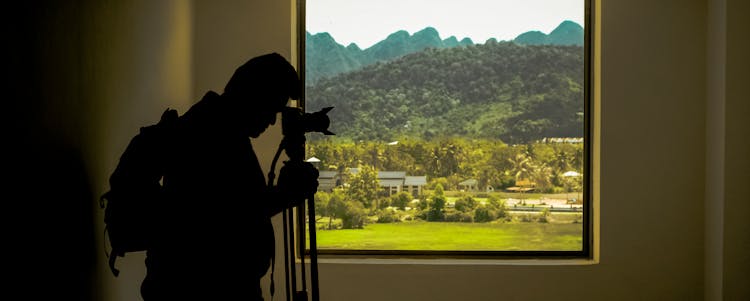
[296, 0, 595, 260]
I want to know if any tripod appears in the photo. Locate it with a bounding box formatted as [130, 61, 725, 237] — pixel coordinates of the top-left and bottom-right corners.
[268, 106, 332, 301]
[268, 134, 320, 301]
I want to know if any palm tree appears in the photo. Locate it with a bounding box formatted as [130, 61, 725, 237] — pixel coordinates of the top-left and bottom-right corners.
[508, 153, 534, 182]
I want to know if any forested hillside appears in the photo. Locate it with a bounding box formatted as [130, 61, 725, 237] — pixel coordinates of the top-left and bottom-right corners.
[306, 41, 584, 144]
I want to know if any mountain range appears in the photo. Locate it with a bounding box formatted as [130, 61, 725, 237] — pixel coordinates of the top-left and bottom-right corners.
[306, 20, 583, 84]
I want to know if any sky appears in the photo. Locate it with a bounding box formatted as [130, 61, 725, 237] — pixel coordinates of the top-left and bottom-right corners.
[307, 0, 584, 49]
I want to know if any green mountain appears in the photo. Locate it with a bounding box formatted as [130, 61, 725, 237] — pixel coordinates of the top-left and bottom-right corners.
[513, 20, 584, 46]
[306, 32, 364, 85]
[306, 27, 475, 84]
[306, 21, 583, 84]
[306, 41, 584, 143]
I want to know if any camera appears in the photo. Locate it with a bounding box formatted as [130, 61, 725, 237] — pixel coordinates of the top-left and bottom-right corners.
[279, 106, 334, 161]
[281, 106, 334, 137]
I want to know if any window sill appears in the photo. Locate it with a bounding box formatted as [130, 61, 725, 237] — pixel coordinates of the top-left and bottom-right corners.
[312, 257, 598, 266]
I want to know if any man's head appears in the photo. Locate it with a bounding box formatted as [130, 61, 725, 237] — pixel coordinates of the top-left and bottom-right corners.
[222, 53, 300, 137]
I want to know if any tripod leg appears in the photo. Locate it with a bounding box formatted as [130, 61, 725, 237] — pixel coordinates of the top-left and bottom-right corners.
[282, 208, 291, 301]
[288, 207, 297, 298]
[306, 194, 320, 301]
[298, 201, 307, 294]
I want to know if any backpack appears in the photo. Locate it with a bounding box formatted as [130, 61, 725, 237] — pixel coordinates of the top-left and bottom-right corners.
[100, 108, 178, 276]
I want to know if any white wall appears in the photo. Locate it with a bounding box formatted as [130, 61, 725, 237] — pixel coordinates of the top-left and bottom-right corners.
[8, 0, 747, 300]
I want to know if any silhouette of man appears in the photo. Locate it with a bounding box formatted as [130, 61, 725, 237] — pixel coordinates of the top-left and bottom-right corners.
[140, 53, 318, 300]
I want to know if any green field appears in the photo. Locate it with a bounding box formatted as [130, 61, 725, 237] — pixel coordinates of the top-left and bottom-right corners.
[310, 221, 582, 251]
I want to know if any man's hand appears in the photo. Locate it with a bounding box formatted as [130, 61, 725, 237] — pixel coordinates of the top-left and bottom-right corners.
[276, 160, 319, 207]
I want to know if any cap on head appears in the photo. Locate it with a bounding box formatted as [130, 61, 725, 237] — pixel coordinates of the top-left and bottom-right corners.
[224, 53, 300, 111]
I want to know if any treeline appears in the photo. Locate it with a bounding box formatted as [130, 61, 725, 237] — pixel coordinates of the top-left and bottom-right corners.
[314, 182, 521, 230]
[306, 137, 584, 193]
[306, 41, 584, 144]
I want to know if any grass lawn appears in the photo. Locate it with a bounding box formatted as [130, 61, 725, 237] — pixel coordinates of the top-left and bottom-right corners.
[310, 221, 582, 251]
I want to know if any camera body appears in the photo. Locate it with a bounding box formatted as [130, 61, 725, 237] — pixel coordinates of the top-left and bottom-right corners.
[280, 106, 334, 161]
[281, 106, 334, 138]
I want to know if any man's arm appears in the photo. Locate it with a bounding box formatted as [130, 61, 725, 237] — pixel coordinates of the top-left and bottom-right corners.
[266, 160, 319, 217]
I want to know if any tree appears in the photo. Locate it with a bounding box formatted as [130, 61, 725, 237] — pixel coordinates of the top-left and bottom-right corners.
[551, 147, 573, 174]
[427, 183, 446, 221]
[347, 164, 380, 208]
[390, 191, 412, 210]
[530, 163, 554, 192]
[508, 152, 534, 181]
[426, 141, 462, 178]
[314, 191, 330, 221]
[428, 177, 449, 190]
[325, 189, 348, 229]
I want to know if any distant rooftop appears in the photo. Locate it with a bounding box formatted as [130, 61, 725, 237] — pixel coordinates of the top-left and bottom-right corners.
[405, 176, 427, 186]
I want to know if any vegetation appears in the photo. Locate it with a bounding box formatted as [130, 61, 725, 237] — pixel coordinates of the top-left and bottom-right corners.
[307, 139, 583, 193]
[307, 41, 584, 144]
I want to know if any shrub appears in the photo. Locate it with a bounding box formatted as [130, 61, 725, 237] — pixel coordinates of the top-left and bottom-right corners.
[376, 210, 399, 223]
[519, 214, 535, 223]
[377, 197, 391, 209]
[538, 207, 551, 223]
[341, 202, 367, 229]
[444, 210, 473, 222]
[454, 196, 477, 212]
[427, 209, 445, 221]
[473, 206, 496, 222]
[416, 197, 429, 210]
[487, 196, 507, 218]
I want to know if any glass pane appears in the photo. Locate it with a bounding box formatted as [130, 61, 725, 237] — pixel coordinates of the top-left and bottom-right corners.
[305, 0, 586, 252]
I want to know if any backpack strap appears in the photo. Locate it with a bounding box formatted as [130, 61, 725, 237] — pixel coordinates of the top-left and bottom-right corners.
[107, 240, 120, 277]
[100, 193, 121, 277]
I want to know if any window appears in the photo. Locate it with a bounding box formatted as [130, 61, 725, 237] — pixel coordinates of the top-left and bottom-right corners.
[302, 0, 592, 258]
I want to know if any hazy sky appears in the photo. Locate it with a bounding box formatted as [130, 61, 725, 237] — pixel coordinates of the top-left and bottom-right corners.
[307, 0, 584, 49]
